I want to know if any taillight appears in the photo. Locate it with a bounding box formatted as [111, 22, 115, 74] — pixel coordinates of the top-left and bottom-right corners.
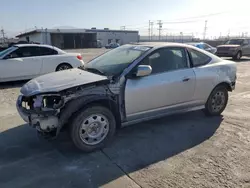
[77, 55, 82, 60]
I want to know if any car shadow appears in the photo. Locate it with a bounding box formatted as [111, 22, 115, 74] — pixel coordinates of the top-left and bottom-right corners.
[234, 57, 250, 63]
[223, 57, 250, 63]
[0, 80, 28, 89]
[0, 111, 223, 188]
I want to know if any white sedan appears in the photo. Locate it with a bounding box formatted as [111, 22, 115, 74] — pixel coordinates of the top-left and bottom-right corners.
[0, 44, 84, 82]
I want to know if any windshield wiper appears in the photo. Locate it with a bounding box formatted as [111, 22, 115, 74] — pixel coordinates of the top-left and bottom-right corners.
[84, 67, 105, 76]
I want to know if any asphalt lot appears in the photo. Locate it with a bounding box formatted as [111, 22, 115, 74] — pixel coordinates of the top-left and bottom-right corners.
[1, 49, 250, 188]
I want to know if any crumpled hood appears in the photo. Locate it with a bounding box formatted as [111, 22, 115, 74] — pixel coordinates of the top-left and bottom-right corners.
[20, 68, 109, 96]
[217, 44, 240, 48]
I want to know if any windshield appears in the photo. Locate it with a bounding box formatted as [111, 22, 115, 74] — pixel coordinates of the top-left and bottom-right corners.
[225, 39, 244, 45]
[85, 45, 151, 76]
[0, 46, 17, 57]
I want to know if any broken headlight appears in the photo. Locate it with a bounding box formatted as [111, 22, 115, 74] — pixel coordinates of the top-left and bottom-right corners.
[33, 95, 64, 111]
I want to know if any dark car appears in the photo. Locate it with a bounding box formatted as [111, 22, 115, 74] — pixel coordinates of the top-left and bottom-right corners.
[105, 43, 120, 49]
[216, 38, 250, 60]
[187, 42, 217, 54]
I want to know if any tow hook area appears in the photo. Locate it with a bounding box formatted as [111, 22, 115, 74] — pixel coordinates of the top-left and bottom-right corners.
[17, 94, 64, 139]
[36, 126, 58, 140]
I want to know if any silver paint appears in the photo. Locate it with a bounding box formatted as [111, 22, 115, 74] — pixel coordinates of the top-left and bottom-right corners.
[20, 68, 108, 96]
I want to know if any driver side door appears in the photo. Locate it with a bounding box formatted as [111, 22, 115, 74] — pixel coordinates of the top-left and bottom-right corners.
[0, 46, 43, 81]
[124, 47, 196, 122]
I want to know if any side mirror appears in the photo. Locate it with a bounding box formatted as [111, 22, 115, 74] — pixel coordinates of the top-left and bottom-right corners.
[135, 65, 152, 77]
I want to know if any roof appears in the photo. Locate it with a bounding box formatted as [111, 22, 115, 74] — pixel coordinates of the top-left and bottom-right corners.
[186, 42, 203, 45]
[16, 28, 139, 38]
[128, 42, 196, 48]
[14, 44, 56, 48]
[13, 44, 66, 53]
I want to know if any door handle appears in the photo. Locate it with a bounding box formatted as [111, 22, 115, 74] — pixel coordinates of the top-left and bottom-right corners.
[182, 77, 190, 82]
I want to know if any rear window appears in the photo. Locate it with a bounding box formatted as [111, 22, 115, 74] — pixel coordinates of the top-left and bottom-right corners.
[188, 48, 212, 67]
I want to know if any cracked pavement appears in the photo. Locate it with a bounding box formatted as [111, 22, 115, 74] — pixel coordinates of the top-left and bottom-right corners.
[0, 49, 250, 188]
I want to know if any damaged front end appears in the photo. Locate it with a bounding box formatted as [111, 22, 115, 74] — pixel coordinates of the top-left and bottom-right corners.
[16, 94, 64, 138]
[16, 67, 125, 140]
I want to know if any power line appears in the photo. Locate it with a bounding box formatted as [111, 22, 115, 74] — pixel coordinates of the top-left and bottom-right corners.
[159, 11, 228, 22]
[162, 19, 203, 24]
[120, 11, 228, 29]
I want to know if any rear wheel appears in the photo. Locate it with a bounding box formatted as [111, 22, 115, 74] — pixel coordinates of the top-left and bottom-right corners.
[56, 63, 72, 71]
[70, 106, 116, 152]
[233, 51, 241, 60]
[203, 86, 228, 116]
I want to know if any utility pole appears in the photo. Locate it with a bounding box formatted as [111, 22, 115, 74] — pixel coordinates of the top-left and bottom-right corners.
[157, 20, 163, 40]
[1, 28, 6, 44]
[203, 20, 207, 40]
[148, 20, 151, 41]
[150, 21, 154, 40]
[227, 29, 230, 39]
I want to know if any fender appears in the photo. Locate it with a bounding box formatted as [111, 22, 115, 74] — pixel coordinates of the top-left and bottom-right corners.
[57, 94, 120, 134]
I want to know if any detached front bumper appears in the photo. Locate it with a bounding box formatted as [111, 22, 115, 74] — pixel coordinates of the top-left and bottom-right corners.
[16, 95, 59, 132]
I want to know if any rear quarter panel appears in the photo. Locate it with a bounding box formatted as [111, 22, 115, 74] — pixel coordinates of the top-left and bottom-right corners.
[193, 60, 237, 103]
[40, 54, 84, 74]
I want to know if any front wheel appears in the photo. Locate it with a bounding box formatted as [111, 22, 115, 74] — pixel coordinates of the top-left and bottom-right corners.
[233, 51, 242, 60]
[203, 86, 228, 116]
[70, 106, 116, 152]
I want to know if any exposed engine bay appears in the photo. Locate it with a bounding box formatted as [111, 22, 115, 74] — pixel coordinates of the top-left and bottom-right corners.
[17, 82, 123, 139]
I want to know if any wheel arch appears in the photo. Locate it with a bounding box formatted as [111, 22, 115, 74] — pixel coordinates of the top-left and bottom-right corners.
[214, 81, 233, 92]
[55, 62, 72, 71]
[59, 95, 121, 131]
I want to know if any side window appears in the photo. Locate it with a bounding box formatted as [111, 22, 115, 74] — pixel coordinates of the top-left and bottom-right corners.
[188, 48, 212, 67]
[203, 43, 211, 49]
[8, 47, 40, 58]
[39, 47, 58, 56]
[196, 44, 203, 49]
[141, 48, 188, 74]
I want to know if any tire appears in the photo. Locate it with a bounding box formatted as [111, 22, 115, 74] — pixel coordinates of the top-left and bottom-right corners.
[70, 105, 116, 152]
[56, 63, 72, 71]
[203, 86, 228, 116]
[233, 51, 242, 60]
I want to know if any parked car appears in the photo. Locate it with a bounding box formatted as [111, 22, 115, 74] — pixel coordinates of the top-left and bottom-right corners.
[0, 44, 84, 82]
[105, 43, 120, 49]
[216, 38, 250, 60]
[96, 40, 102, 48]
[187, 42, 217, 54]
[16, 42, 237, 152]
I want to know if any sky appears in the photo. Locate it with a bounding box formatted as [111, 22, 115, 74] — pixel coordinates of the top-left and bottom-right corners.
[1, 0, 250, 38]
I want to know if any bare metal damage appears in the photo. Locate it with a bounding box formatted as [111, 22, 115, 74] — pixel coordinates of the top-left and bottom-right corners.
[16, 78, 125, 138]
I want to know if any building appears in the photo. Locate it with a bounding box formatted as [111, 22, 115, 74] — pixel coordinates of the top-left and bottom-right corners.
[16, 28, 139, 49]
